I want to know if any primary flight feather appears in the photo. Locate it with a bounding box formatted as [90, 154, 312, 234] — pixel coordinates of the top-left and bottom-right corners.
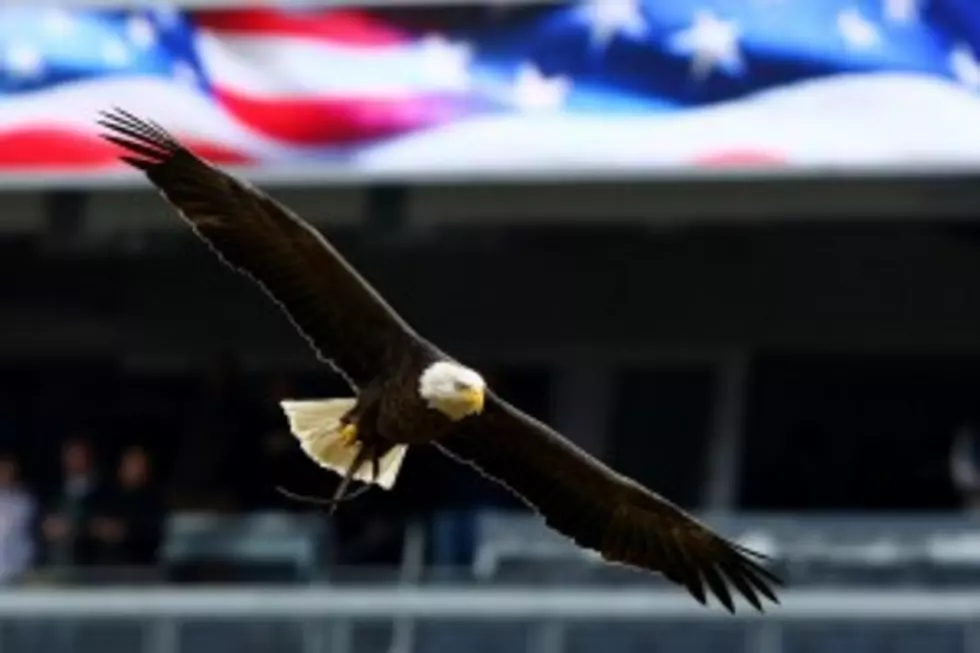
[97, 108, 782, 614]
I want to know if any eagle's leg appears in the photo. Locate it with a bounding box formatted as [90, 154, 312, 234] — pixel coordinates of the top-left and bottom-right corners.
[327, 423, 395, 514]
[335, 385, 385, 482]
[277, 383, 393, 513]
[339, 422, 359, 447]
[335, 382, 378, 445]
[278, 442, 376, 514]
[327, 442, 373, 515]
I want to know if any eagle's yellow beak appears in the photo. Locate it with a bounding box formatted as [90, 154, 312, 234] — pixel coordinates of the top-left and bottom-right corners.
[463, 386, 485, 414]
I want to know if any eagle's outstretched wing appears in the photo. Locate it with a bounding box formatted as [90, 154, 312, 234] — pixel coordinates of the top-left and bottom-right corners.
[97, 108, 419, 388]
[437, 392, 783, 613]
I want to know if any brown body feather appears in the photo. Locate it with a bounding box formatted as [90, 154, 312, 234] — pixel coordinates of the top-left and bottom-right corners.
[97, 108, 783, 614]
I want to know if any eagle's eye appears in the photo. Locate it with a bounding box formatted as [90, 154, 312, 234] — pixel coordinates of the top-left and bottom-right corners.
[453, 380, 469, 392]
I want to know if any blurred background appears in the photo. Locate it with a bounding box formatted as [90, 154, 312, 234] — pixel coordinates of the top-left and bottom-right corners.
[2, 0, 980, 651]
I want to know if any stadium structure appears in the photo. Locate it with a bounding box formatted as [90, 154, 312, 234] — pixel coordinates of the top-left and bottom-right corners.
[1, 1, 980, 653]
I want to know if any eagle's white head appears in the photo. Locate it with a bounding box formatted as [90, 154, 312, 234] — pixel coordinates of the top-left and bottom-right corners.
[418, 361, 486, 421]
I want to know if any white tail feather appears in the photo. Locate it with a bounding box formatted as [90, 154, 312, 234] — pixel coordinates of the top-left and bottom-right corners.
[280, 399, 407, 490]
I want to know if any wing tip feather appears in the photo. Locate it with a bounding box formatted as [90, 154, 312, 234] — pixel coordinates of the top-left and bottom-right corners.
[96, 107, 182, 171]
[663, 535, 783, 614]
[727, 549, 783, 613]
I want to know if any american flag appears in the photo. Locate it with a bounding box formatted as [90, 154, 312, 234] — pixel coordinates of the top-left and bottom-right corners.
[3, 0, 980, 182]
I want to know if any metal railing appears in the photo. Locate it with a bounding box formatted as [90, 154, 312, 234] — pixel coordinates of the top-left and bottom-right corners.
[0, 587, 975, 620]
[0, 587, 976, 653]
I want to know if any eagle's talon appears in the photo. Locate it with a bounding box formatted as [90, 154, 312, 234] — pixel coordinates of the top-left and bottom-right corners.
[339, 423, 359, 447]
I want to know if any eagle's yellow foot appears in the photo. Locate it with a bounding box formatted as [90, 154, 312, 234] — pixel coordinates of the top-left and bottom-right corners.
[339, 423, 359, 447]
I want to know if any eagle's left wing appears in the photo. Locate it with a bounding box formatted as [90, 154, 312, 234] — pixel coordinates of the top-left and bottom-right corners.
[436, 392, 782, 613]
[96, 109, 421, 388]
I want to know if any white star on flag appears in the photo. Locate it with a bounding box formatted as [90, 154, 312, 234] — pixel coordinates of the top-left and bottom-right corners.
[153, 6, 181, 27]
[127, 14, 158, 49]
[667, 10, 743, 80]
[418, 35, 473, 92]
[41, 8, 75, 38]
[577, 0, 648, 51]
[510, 63, 570, 111]
[837, 8, 881, 49]
[5, 43, 43, 79]
[950, 43, 980, 91]
[102, 39, 131, 67]
[883, 0, 920, 24]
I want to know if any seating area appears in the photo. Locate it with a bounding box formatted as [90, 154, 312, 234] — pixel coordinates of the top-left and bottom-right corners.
[150, 509, 980, 584]
[1, 511, 968, 653]
[112, 510, 980, 589]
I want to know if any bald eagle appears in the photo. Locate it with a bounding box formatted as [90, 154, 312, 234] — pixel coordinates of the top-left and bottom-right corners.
[97, 108, 782, 614]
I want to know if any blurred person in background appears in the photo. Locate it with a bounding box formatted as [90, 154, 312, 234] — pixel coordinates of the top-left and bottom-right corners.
[950, 424, 980, 516]
[0, 454, 35, 584]
[40, 436, 102, 568]
[90, 445, 163, 566]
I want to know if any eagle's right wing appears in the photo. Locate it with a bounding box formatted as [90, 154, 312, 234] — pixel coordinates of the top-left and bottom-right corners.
[437, 391, 783, 613]
[98, 108, 419, 388]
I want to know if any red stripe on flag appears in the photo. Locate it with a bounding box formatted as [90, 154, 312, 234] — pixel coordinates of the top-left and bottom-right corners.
[694, 150, 787, 166]
[213, 86, 467, 146]
[194, 8, 407, 47]
[0, 127, 252, 169]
